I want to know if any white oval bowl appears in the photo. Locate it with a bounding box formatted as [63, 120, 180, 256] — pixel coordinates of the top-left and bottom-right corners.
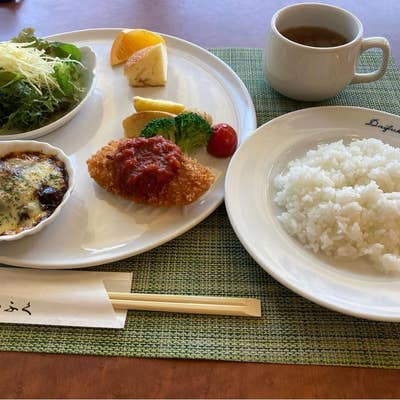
[0, 46, 96, 140]
[0, 140, 75, 241]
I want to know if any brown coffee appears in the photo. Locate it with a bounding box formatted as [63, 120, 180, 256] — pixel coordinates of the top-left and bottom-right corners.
[280, 26, 348, 47]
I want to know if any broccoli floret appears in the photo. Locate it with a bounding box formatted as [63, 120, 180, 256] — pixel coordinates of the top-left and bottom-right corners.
[139, 112, 213, 155]
[174, 112, 212, 155]
[140, 118, 176, 142]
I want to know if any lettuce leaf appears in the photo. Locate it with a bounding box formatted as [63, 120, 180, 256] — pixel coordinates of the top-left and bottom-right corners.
[12, 28, 82, 61]
[1, 29, 84, 133]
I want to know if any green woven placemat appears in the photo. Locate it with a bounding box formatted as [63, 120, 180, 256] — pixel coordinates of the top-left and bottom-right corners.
[1, 49, 400, 368]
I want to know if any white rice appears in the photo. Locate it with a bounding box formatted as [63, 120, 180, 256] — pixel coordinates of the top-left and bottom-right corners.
[273, 138, 400, 273]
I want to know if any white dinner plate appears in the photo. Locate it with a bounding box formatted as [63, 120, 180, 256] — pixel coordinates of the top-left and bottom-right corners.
[0, 29, 256, 269]
[225, 106, 400, 321]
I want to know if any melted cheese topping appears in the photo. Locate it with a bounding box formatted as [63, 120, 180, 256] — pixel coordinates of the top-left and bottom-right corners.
[0, 152, 68, 236]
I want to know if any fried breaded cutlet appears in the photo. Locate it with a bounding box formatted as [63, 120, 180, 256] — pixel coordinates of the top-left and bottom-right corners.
[87, 139, 215, 206]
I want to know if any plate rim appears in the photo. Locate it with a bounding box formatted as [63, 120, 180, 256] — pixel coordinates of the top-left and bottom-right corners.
[225, 105, 400, 322]
[0, 28, 257, 269]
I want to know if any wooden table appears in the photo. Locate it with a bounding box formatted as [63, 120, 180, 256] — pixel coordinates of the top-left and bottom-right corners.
[1, 1, 400, 398]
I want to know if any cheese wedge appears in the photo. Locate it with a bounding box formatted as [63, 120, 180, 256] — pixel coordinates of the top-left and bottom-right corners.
[124, 43, 168, 87]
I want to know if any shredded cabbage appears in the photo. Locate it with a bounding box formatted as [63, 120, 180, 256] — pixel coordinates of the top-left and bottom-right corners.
[0, 29, 85, 133]
[0, 41, 64, 94]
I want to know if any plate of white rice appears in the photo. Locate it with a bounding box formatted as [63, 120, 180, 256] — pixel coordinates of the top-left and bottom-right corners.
[225, 106, 400, 321]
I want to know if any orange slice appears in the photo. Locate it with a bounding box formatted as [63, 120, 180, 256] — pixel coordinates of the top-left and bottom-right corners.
[110, 29, 165, 66]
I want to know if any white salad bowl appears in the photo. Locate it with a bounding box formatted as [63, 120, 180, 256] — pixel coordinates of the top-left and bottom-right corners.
[0, 46, 97, 141]
[0, 140, 75, 241]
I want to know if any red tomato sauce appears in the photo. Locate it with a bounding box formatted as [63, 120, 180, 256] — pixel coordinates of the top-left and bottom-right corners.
[112, 136, 183, 200]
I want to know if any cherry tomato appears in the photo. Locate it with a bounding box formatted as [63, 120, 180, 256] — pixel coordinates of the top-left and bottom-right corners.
[207, 123, 238, 158]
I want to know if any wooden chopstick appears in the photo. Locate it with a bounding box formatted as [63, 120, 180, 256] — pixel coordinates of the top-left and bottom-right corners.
[108, 292, 261, 317]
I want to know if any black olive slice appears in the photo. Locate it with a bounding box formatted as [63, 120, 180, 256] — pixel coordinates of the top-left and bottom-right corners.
[38, 186, 64, 211]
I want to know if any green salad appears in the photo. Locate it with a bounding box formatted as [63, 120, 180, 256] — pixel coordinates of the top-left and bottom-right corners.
[0, 28, 85, 133]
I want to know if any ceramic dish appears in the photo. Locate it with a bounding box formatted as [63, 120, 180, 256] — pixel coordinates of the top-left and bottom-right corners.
[0, 29, 256, 269]
[225, 106, 400, 321]
[0, 46, 97, 141]
[0, 140, 75, 241]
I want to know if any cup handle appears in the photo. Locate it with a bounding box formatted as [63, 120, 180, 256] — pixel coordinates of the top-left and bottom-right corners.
[351, 37, 390, 84]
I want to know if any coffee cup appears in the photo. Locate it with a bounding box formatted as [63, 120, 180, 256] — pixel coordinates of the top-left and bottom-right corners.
[263, 3, 390, 101]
